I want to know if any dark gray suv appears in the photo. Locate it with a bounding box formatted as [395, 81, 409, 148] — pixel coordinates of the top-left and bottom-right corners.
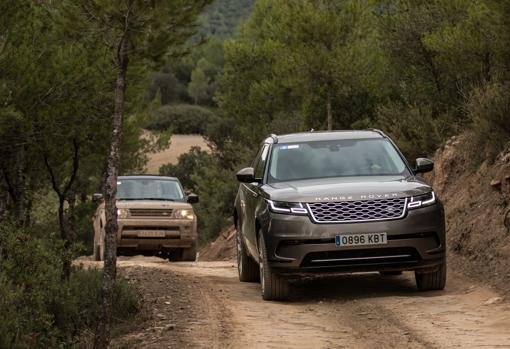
[234, 130, 445, 301]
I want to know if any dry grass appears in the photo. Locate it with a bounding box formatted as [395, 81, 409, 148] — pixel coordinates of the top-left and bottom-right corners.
[145, 134, 210, 174]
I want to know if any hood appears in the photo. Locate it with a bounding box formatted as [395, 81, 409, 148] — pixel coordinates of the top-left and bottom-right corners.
[115, 200, 191, 210]
[263, 176, 432, 203]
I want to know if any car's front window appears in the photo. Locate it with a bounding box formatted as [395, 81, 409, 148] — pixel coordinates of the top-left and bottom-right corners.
[116, 178, 184, 201]
[268, 138, 409, 183]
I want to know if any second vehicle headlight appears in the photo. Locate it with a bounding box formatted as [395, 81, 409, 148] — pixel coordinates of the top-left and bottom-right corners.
[174, 209, 195, 220]
[117, 208, 129, 219]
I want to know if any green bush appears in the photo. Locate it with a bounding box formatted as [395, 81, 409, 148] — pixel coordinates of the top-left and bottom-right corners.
[374, 102, 447, 161]
[73, 202, 97, 256]
[159, 146, 213, 190]
[159, 147, 238, 243]
[192, 164, 238, 243]
[146, 104, 219, 134]
[466, 82, 510, 163]
[0, 223, 63, 348]
[0, 223, 140, 348]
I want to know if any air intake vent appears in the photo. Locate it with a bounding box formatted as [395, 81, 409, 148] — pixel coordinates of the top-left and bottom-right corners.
[129, 209, 173, 217]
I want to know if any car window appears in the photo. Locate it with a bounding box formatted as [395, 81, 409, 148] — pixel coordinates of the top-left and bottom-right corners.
[268, 139, 409, 183]
[254, 144, 270, 180]
[117, 179, 184, 200]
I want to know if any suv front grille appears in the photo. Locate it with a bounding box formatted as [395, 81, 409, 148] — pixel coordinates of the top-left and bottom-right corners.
[307, 198, 407, 223]
[129, 209, 173, 217]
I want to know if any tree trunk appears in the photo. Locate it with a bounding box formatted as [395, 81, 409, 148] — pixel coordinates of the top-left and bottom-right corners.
[0, 187, 7, 223]
[14, 143, 25, 224]
[326, 91, 333, 131]
[44, 139, 80, 281]
[59, 188, 77, 281]
[57, 196, 72, 280]
[67, 189, 77, 244]
[94, 32, 129, 349]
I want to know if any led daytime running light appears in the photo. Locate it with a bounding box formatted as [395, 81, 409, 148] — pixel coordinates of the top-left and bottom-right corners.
[407, 192, 436, 209]
[268, 200, 308, 215]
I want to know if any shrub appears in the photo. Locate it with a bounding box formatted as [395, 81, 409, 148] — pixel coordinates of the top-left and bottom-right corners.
[466, 82, 510, 163]
[374, 102, 447, 161]
[146, 104, 219, 134]
[0, 223, 140, 348]
[192, 164, 238, 243]
[159, 148, 237, 243]
[0, 223, 63, 348]
[73, 202, 97, 256]
[159, 146, 213, 190]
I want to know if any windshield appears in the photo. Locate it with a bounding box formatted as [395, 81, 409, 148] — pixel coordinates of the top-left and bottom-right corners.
[268, 138, 409, 183]
[116, 178, 184, 201]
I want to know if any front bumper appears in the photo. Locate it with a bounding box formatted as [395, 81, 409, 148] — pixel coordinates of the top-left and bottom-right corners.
[262, 204, 445, 274]
[117, 218, 197, 251]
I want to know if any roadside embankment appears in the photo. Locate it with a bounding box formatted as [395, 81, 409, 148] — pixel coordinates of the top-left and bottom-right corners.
[428, 134, 510, 295]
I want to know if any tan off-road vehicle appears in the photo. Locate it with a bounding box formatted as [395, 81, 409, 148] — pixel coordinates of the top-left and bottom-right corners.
[92, 175, 199, 261]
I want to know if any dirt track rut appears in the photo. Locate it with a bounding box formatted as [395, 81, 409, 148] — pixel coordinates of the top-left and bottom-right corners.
[80, 257, 510, 349]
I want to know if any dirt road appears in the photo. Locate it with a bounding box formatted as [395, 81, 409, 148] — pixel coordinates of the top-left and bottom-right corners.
[82, 257, 510, 348]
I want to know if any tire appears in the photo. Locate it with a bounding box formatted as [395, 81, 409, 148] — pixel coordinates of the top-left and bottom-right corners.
[167, 250, 183, 262]
[236, 225, 259, 282]
[93, 235, 105, 261]
[181, 242, 197, 262]
[415, 259, 447, 291]
[380, 271, 403, 276]
[93, 244, 102, 261]
[258, 233, 289, 301]
[93, 228, 105, 261]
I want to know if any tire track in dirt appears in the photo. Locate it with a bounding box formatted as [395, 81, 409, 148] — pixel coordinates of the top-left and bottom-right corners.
[109, 259, 233, 349]
[78, 257, 510, 349]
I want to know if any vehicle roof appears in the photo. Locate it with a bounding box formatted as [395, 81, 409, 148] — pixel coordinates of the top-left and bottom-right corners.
[267, 130, 385, 144]
[118, 175, 178, 181]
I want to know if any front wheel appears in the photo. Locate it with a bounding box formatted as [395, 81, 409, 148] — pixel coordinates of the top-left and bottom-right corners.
[93, 244, 102, 261]
[415, 259, 446, 291]
[93, 231, 105, 261]
[258, 233, 289, 301]
[181, 242, 197, 262]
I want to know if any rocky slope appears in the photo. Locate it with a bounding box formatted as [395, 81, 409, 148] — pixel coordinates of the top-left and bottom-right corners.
[428, 135, 510, 295]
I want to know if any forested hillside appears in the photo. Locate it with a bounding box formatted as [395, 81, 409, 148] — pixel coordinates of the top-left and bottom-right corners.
[167, 0, 510, 242]
[141, 0, 256, 241]
[199, 0, 255, 38]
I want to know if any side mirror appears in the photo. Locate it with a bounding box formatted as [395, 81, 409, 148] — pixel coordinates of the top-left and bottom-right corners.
[187, 193, 199, 204]
[92, 193, 103, 202]
[414, 158, 434, 174]
[236, 167, 256, 183]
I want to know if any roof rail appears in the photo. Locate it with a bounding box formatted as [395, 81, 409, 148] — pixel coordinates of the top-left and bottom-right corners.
[365, 128, 386, 137]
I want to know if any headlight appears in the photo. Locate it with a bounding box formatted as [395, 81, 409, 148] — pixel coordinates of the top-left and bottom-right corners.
[267, 200, 308, 215]
[407, 192, 436, 209]
[174, 209, 195, 220]
[117, 208, 129, 218]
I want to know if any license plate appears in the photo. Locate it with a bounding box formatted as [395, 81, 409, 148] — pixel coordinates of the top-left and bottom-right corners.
[138, 231, 166, 238]
[335, 233, 387, 247]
